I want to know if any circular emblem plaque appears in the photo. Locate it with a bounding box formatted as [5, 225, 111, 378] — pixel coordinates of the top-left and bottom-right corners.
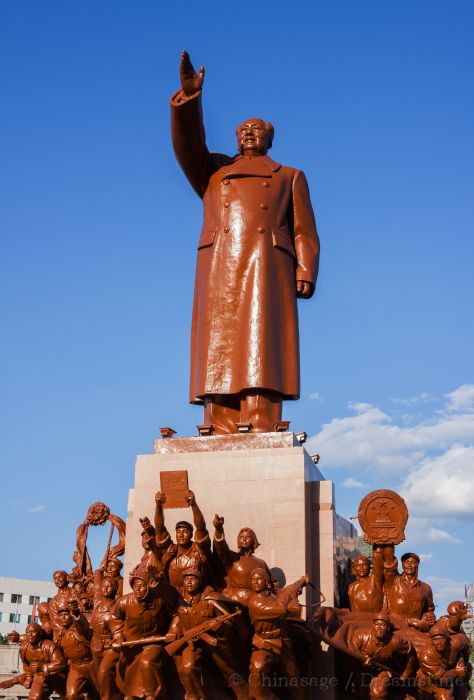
[358, 489, 408, 545]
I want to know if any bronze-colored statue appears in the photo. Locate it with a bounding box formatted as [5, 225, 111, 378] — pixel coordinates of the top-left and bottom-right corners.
[48, 570, 72, 626]
[167, 566, 248, 699]
[37, 602, 53, 638]
[430, 601, 473, 697]
[171, 50, 320, 434]
[19, 623, 67, 700]
[55, 602, 100, 700]
[103, 558, 124, 596]
[247, 568, 309, 700]
[90, 575, 121, 700]
[347, 546, 384, 613]
[383, 549, 435, 622]
[416, 629, 467, 699]
[154, 490, 211, 592]
[351, 613, 417, 698]
[213, 516, 274, 605]
[109, 568, 173, 699]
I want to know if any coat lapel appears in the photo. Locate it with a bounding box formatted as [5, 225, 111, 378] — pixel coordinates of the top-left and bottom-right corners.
[221, 155, 282, 178]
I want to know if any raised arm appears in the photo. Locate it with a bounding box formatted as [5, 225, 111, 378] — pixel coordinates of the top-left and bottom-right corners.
[185, 490, 208, 543]
[170, 50, 212, 198]
[212, 513, 231, 566]
[154, 491, 171, 547]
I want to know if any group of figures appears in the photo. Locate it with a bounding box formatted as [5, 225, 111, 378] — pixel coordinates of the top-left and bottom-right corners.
[1, 489, 471, 700]
[312, 490, 472, 699]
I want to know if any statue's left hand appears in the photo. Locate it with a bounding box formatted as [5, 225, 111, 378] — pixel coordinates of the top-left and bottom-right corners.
[184, 490, 196, 507]
[296, 280, 314, 299]
[180, 50, 205, 96]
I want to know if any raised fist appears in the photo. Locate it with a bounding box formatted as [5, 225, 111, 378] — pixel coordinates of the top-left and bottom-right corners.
[155, 491, 166, 505]
[184, 490, 196, 507]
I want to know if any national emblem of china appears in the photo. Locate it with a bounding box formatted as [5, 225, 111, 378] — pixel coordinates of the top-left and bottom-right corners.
[358, 489, 408, 545]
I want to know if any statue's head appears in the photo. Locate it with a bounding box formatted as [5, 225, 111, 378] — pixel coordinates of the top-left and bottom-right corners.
[106, 558, 123, 577]
[53, 570, 69, 588]
[129, 570, 159, 601]
[249, 567, 270, 594]
[351, 555, 370, 579]
[37, 602, 50, 621]
[26, 623, 43, 645]
[430, 629, 448, 652]
[101, 575, 118, 599]
[401, 552, 420, 576]
[372, 613, 391, 640]
[182, 566, 203, 595]
[175, 521, 193, 546]
[237, 527, 259, 552]
[236, 118, 274, 156]
[57, 604, 73, 629]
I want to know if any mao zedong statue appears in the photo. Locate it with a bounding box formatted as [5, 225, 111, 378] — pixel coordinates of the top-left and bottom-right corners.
[171, 51, 320, 434]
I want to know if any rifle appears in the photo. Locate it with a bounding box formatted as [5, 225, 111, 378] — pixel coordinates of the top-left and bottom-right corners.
[165, 609, 241, 656]
[0, 673, 29, 690]
[117, 609, 241, 655]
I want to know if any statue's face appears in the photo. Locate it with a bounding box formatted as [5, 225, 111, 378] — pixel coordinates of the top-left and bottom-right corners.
[53, 571, 68, 588]
[373, 619, 389, 640]
[26, 625, 41, 645]
[238, 528, 256, 550]
[432, 635, 447, 652]
[101, 577, 118, 598]
[58, 609, 73, 628]
[183, 574, 201, 595]
[236, 119, 271, 156]
[132, 577, 149, 601]
[353, 557, 369, 578]
[175, 526, 193, 546]
[402, 557, 418, 576]
[106, 561, 121, 577]
[250, 571, 268, 593]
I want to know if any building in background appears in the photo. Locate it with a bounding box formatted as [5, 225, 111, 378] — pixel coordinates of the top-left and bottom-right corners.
[464, 583, 474, 641]
[0, 577, 55, 636]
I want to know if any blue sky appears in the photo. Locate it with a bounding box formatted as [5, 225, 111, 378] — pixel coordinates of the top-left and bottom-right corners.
[1, 1, 473, 611]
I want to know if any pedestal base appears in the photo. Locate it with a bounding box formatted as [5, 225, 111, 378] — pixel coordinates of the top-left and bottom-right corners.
[124, 433, 358, 611]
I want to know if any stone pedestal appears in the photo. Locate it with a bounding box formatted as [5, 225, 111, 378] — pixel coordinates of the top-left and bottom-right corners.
[124, 432, 359, 611]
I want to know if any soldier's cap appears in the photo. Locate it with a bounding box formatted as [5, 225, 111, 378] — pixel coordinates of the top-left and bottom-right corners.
[250, 567, 270, 581]
[182, 566, 202, 579]
[430, 627, 448, 638]
[175, 520, 193, 532]
[401, 552, 420, 563]
[373, 612, 391, 625]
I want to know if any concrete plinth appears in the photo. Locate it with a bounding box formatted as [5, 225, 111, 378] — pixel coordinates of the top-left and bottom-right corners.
[124, 433, 358, 610]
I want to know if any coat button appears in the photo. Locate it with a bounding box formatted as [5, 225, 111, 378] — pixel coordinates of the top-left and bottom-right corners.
[258, 227, 266, 234]
[262, 181, 270, 187]
[223, 179, 230, 185]
[224, 226, 230, 232]
[224, 201, 230, 208]
[260, 203, 268, 209]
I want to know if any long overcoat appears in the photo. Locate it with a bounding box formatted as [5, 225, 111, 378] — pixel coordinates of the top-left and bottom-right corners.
[170, 90, 320, 403]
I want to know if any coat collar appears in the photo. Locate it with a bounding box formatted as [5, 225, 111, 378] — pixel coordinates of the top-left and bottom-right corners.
[221, 154, 281, 177]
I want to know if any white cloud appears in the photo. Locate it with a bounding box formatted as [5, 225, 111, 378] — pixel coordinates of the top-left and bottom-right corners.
[426, 576, 466, 608]
[391, 392, 436, 406]
[309, 392, 323, 402]
[445, 384, 474, 413]
[307, 390, 474, 477]
[28, 505, 46, 513]
[424, 527, 462, 544]
[400, 446, 474, 519]
[340, 477, 367, 489]
[419, 553, 432, 562]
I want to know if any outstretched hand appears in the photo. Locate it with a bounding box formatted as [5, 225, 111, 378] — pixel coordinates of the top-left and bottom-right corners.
[180, 50, 205, 95]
